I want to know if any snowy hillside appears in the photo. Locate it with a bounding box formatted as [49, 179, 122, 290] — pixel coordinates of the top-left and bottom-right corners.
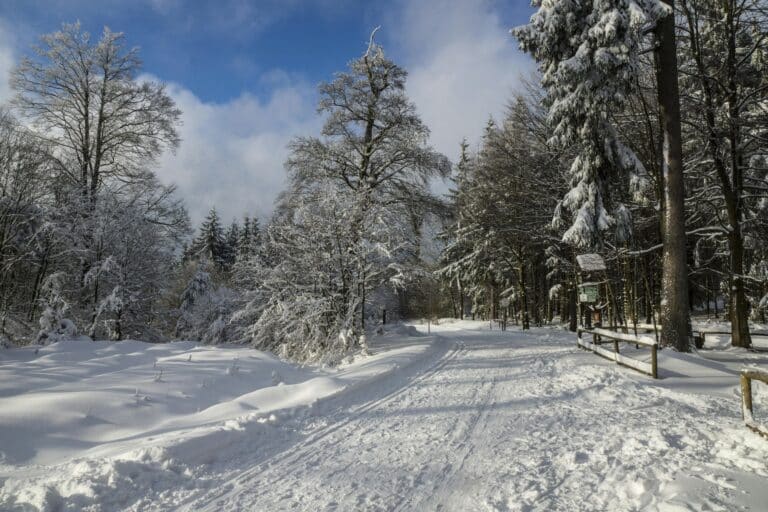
[2, 322, 767, 511]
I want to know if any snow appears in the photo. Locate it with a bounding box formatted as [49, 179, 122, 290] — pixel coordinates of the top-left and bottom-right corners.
[586, 327, 657, 346]
[577, 336, 655, 376]
[692, 318, 768, 351]
[2, 321, 768, 511]
[576, 253, 607, 272]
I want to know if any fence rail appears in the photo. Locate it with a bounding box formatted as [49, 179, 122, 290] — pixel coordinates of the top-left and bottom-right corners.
[741, 369, 768, 438]
[693, 330, 768, 348]
[577, 328, 658, 379]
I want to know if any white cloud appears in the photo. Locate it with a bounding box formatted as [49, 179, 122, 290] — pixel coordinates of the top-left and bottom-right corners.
[153, 78, 321, 225]
[0, 18, 318, 227]
[389, 0, 534, 161]
[0, 19, 16, 104]
[0, 2, 536, 226]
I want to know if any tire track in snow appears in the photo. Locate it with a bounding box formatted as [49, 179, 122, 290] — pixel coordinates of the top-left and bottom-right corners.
[392, 372, 499, 512]
[164, 326, 768, 512]
[179, 340, 468, 511]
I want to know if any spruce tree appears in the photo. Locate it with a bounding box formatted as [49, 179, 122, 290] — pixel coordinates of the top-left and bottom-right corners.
[237, 216, 261, 262]
[190, 208, 226, 268]
[224, 220, 241, 268]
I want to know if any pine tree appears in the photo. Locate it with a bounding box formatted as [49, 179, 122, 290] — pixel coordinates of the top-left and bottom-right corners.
[190, 208, 226, 268]
[224, 220, 240, 268]
[513, 1, 664, 248]
[514, 0, 693, 350]
[236, 215, 261, 262]
[439, 95, 568, 328]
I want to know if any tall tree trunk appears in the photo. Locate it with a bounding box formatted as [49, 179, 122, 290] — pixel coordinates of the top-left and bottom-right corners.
[655, 0, 691, 351]
[724, 0, 751, 348]
[568, 279, 578, 332]
[519, 264, 530, 330]
[729, 227, 752, 347]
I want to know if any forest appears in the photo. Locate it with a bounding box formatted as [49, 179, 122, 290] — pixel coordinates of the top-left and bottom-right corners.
[1, 0, 768, 362]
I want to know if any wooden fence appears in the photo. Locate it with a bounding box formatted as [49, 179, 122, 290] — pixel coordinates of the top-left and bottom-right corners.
[598, 325, 768, 351]
[577, 327, 658, 379]
[692, 330, 768, 350]
[741, 369, 768, 438]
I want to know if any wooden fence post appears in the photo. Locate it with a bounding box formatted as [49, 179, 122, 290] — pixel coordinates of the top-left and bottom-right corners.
[741, 373, 753, 420]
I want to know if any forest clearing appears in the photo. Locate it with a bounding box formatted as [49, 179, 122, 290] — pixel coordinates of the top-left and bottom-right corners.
[2, 1, 768, 510]
[2, 321, 767, 511]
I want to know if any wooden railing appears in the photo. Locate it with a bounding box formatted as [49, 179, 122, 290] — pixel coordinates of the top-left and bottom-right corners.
[604, 325, 768, 350]
[692, 330, 768, 348]
[740, 369, 768, 438]
[577, 327, 658, 379]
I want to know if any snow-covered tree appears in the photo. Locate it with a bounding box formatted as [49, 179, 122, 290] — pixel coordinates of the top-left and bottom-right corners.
[7, 23, 184, 340]
[236, 215, 261, 263]
[188, 208, 227, 269]
[677, 0, 768, 347]
[85, 181, 187, 340]
[174, 259, 236, 343]
[36, 272, 77, 344]
[0, 110, 51, 339]
[232, 179, 423, 361]
[514, 0, 692, 350]
[223, 220, 240, 268]
[439, 94, 568, 328]
[513, 1, 664, 248]
[283, 33, 449, 343]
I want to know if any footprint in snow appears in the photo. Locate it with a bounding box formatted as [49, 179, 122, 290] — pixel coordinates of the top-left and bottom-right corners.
[574, 451, 589, 464]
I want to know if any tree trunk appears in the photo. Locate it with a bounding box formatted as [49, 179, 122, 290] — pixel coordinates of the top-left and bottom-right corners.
[729, 227, 752, 347]
[519, 264, 530, 330]
[724, 1, 751, 348]
[655, 0, 691, 351]
[568, 280, 578, 332]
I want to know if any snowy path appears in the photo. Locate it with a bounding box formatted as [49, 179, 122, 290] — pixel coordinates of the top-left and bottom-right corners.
[172, 325, 768, 512]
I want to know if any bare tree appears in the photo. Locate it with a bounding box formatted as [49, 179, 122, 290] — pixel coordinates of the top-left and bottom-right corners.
[678, 0, 768, 348]
[0, 109, 51, 337]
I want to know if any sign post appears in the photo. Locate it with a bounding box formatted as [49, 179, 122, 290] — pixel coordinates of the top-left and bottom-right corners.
[575, 254, 607, 329]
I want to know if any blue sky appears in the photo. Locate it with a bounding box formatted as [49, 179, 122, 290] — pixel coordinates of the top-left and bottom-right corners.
[0, 0, 535, 224]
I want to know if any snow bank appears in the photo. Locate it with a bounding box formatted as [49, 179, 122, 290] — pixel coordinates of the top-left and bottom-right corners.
[0, 329, 438, 511]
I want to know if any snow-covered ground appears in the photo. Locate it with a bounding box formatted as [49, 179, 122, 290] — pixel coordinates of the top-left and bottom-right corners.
[691, 317, 768, 351]
[1, 321, 767, 511]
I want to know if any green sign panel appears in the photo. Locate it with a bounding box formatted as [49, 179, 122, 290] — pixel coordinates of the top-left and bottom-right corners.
[578, 284, 599, 303]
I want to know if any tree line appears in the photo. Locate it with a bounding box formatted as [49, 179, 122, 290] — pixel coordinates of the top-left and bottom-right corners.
[2, 2, 768, 359]
[440, 0, 768, 351]
[0, 24, 448, 363]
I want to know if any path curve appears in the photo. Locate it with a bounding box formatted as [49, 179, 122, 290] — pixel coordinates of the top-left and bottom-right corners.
[176, 326, 768, 511]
